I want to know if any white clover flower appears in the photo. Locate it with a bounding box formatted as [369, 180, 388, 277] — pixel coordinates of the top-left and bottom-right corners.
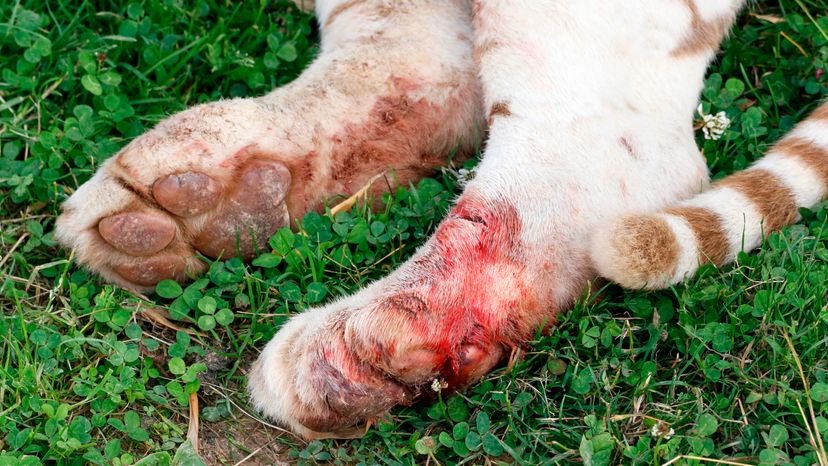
[431, 378, 449, 393]
[697, 104, 731, 141]
[442, 166, 477, 187]
[650, 422, 675, 440]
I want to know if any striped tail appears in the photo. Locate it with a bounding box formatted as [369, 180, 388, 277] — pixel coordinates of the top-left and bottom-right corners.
[592, 102, 828, 290]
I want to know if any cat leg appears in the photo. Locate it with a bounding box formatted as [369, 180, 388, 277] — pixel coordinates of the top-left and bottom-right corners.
[592, 103, 828, 289]
[250, 0, 732, 439]
[55, 0, 482, 292]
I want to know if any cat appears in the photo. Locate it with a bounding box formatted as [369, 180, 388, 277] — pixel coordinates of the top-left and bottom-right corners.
[55, 0, 827, 439]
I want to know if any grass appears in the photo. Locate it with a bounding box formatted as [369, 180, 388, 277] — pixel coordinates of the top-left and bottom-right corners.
[0, 0, 827, 464]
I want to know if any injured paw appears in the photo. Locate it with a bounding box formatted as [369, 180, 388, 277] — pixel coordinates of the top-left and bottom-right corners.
[248, 195, 548, 439]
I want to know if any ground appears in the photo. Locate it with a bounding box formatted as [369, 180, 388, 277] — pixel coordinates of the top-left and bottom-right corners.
[0, 1, 827, 465]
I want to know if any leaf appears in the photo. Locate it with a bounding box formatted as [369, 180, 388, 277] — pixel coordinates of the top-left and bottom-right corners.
[695, 413, 719, 437]
[465, 431, 482, 451]
[104, 439, 121, 460]
[447, 396, 469, 422]
[197, 296, 217, 314]
[481, 433, 503, 456]
[580, 433, 614, 466]
[276, 42, 298, 62]
[197, 315, 216, 331]
[214, 309, 234, 326]
[453, 422, 470, 440]
[81, 74, 103, 95]
[476, 411, 491, 433]
[172, 441, 206, 466]
[572, 368, 594, 395]
[304, 282, 328, 304]
[278, 281, 302, 302]
[765, 424, 789, 447]
[168, 357, 186, 375]
[811, 383, 828, 403]
[252, 253, 282, 268]
[156, 280, 183, 299]
[414, 436, 436, 455]
[269, 228, 295, 255]
[438, 431, 454, 448]
[123, 411, 141, 430]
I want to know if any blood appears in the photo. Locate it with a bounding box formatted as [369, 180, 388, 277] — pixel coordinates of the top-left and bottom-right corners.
[327, 76, 472, 199]
[357, 196, 547, 390]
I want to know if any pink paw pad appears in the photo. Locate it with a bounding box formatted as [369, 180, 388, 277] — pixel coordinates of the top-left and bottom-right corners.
[98, 211, 176, 256]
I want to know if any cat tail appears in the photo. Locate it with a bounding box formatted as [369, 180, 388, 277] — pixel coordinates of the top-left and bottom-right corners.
[591, 102, 828, 290]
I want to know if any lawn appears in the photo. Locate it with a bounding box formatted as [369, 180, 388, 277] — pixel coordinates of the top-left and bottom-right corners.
[1, 1, 827, 465]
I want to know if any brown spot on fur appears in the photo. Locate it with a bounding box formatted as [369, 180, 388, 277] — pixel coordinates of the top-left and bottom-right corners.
[318, 76, 472, 214]
[774, 136, 828, 190]
[488, 101, 512, 124]
[473, 39, 501, 63]
[619, 179, 630, 197]
[811, 104, 828, 122]
[673, 0, 735, 56]
[324, 0, 367, 28]
[613, 215, 680, 285]
[619, 137, 636, 158]
[386, 293, 429, 316]
[717, 169, 799, 234]
[666, 206, 729, 266]
[282, 151, 320, 217]
[218, 143, 259, 169]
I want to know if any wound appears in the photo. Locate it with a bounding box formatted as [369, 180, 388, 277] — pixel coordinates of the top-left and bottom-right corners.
[367, 196, 540, 387]
[326, 77, 460, 197]
[386, 293, 429, 317]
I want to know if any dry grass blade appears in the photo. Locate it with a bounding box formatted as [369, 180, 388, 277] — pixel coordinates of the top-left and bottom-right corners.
[0, 233, 28, 270]
[188, 392, 201, 455]
[662, 455, 754, 466]
[139, 306, 206, 337]
[750, 13, 785, 23]
[329, 171, 387, 217]
[783, 331, 828, 466]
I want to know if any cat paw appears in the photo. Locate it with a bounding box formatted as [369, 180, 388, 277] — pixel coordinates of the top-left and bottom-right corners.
[56, 100, 294, 291]
[248, 197, 543, 439]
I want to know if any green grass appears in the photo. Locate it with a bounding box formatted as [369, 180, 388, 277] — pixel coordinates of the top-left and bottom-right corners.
[1, 1, 827, 465]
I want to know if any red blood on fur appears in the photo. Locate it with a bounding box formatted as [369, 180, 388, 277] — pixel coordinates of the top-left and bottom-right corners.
[324, 76, 471, 205]
[348, 196, 548, 391]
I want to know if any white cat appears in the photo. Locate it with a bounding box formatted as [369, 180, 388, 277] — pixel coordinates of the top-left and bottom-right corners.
[55, 0, 828, 439]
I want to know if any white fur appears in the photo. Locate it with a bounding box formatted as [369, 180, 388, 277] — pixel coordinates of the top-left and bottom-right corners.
[755, 153, 826, 206]
[662, 213, 703, 285]
[251, 0, 746, 437]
